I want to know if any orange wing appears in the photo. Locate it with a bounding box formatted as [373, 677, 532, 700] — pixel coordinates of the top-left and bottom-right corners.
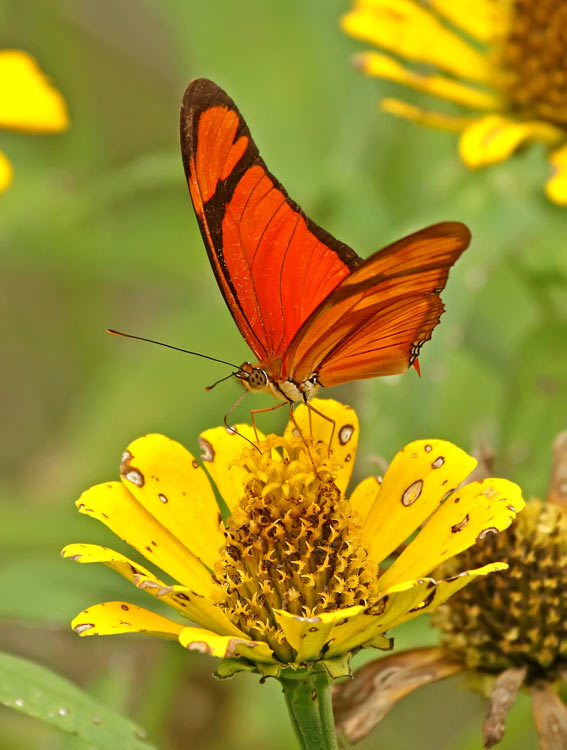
[180, 79, 361, 363]
[282, 222, 470, 386]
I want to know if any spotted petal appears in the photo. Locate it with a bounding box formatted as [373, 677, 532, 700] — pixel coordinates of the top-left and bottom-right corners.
[393, 562, 508, 627]
[62, 543, 244, 636]
[119, 434, 224, 569]
[380, 478, 524, 588]
[287, 399, 359, 493]
[324, 580, 439, 658]
[274, 605, 364, 662]
[199, 424, 264, 513]
[179, 627, 276, 664]
[76, 481, 214, 596]
[350, 475, 381, 525]
[71, 602, 183, 638]
[360, 440, 477, 567]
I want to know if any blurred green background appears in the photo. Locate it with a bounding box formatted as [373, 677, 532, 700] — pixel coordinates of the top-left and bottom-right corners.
[1, 0, 565, 748]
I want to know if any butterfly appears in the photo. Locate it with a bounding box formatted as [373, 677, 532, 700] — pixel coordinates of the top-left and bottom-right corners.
[180, 78, 470, 407]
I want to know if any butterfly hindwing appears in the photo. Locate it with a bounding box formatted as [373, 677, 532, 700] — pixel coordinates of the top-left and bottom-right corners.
[180, 78, 361, 364]
[282, 222, 470, 386]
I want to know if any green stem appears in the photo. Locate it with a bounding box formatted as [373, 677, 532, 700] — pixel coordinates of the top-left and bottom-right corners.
[280, 672, 338, 750]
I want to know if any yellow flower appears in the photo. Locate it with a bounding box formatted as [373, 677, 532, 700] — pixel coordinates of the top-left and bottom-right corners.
[341, 0, 567, 205]
[63, 399, 524, 680]
[334, 432, 567, 749]
[0, 50, 68, 191]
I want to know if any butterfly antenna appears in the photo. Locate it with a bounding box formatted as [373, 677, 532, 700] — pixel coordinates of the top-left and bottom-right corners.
[206, 372, 239, 391]
[106, 329, 241, 370]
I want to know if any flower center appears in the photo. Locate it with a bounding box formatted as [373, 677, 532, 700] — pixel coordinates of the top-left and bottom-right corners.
[433, 501, 567, 682]
[499, 0, 567, 125]
[214, 437, 381, 663]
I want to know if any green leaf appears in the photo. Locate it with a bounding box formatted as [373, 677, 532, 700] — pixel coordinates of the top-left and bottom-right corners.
[0, 652, 157, 749]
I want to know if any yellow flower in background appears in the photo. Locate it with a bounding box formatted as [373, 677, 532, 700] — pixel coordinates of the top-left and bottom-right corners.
[334, 432, 567, 749]
[0, 50, 68, 191]
[63, 399, 524, 681]
[341, 0, 567, 205]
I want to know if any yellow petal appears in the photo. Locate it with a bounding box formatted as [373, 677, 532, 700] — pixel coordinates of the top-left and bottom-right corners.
[350, 475, 382, 526]
[428, 0, 507, 43]
[356, 51, 500, 110]
[381, 97, 474, 131]
[361, 440, 477, 566]
[341, 0, 492, 83]
[324, 580, 431, 658]
[286, 399, 359, 494]
[71, 602, 183, 638]
[394, 562, 507, 627]
[0, 150, 13, 191]
[199, 424, 263, 513]
[546, 144, 567, 206]
[62, 543, 244, 636]
[0, 50, 68, 132]
[179, 626, 276, 664]
[120, 434, 224, 569]
[76, 481, 214, 596]
[273, 605, 363, 662]
[380, 478, 524, 588]
[459, 115, 564, 168]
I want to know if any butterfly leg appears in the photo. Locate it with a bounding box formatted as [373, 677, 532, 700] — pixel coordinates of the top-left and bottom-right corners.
[287, 405, 330, 480]
[305, 400, 336, 456]
[249, 401, 288, 443]
[223, 392, 261, 453]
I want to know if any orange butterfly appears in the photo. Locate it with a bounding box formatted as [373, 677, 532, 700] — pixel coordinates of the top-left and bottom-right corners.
[180, 79, 470, 407]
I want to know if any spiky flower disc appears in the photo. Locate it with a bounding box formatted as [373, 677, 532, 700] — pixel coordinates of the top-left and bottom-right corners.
[433, 499, 567, 679]
[62, 399, 524, 679]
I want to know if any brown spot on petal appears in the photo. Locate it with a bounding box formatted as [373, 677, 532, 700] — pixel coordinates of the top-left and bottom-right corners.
[199, 437, 215, 462]
[432, 456, 445, 469]
[477, 527, 499, 542]
[339, 424, 355, 445]
[402, 479, 423, 506]
[424, 444, 432, 452]
[120, 604, 129, 611]
[120, 450, 145, 487]
[158, 493, 168, 503]
[451, 514, 470, 533]
[73, 623, 94, 635]
[186, 641, 212, 653]
[225, 638, 257, 658]
[192, 459, 199, 469]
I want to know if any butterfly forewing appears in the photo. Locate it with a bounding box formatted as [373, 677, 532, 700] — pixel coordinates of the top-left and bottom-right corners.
[282, 222, 470, 386]
[180, 78, 361, 364]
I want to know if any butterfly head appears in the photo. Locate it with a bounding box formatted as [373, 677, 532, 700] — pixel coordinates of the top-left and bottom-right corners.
[236, 362, 270, 393]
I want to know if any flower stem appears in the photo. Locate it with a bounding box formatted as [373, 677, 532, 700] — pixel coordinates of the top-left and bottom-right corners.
[280, 672, 338, 750]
